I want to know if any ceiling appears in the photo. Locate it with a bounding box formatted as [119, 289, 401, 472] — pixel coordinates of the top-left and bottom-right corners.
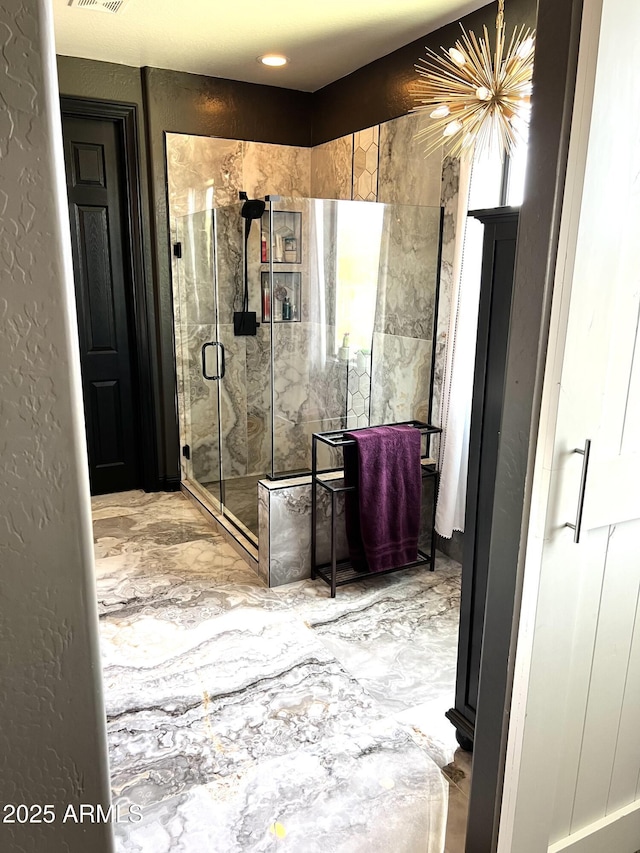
[53, 0, 486, 92]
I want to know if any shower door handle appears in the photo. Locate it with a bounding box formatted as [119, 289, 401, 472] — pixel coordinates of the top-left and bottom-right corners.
[201, 341, 225, 381]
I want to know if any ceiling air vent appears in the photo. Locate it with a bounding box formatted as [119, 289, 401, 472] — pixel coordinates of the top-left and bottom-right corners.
[68, 0, 131, 13]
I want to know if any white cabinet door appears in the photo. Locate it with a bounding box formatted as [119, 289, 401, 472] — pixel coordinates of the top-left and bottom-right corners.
[499, 1, 640, 851]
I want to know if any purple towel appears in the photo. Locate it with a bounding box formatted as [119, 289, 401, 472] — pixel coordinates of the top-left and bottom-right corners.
[343, 425, 422, 573]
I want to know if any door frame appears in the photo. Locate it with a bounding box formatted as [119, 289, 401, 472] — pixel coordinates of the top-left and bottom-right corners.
[465, 0, 585, 850]
[61, 96, 159, 493]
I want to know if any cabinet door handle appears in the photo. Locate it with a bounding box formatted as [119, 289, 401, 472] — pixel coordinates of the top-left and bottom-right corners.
[565, 439, 591, 544]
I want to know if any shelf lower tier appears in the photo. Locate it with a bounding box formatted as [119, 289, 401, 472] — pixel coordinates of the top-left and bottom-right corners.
[313, 549, 434, 595]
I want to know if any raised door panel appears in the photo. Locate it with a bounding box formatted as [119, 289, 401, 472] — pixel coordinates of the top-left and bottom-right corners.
[606, 526, 640, 814]
[75, 205, 117, 353]
[71, 141, 106, 188]
[89, 379, 125, 469]
[570, 519, 640, 831]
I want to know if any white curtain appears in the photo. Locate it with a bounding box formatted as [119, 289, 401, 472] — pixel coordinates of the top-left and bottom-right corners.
[435, 148, 503, 538]
[308, 199, 327, 370]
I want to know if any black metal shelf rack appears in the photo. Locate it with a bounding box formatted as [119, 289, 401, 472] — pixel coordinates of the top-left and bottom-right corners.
[311, 421, 442, 597]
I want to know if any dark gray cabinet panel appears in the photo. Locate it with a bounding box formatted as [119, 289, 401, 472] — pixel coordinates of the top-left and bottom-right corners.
[446, 207, 520, 749]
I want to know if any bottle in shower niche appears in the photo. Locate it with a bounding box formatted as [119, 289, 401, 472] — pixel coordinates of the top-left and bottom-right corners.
[338, 333, 350, 362]
[262, 279, 270, 321]
[282, 295, 292, 321]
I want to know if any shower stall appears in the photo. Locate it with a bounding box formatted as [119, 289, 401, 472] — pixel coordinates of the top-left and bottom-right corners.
[174, 196, 442, 547]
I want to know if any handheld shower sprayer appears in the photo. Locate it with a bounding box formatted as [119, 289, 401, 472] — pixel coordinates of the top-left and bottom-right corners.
[234, 194, 266, 336]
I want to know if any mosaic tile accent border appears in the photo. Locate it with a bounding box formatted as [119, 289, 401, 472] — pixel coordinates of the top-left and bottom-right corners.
[352, 126, 380, 201]
[346, 354, 372, 429]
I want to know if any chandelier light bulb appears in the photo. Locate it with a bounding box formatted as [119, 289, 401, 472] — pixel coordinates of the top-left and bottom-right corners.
[517, 37, 535, 58]
[448, 47, 466, 67]
[414, 0, 536, 158]
[443, 119, 463, 137]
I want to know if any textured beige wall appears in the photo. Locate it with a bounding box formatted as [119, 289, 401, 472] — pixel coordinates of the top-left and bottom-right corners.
[0, 1, 112, 850]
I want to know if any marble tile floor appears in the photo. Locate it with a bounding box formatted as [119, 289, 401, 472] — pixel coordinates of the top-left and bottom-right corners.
[92, 490, 469, 852]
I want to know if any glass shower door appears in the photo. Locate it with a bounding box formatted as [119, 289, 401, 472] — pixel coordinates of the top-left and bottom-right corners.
[175, 210, 223, 511]
[215, 201, 267, 543]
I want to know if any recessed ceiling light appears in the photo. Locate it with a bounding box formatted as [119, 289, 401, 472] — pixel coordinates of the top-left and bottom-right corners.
[259, 54, 289, 68]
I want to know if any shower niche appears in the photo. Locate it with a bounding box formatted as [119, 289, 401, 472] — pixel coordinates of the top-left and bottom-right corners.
[261, 272, 301, 323]
[173, 195, 443, 561]
[261, 209, 302, 264]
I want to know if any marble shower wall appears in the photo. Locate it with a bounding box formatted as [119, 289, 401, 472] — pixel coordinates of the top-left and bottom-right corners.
[242, 141, 311, 198]
[167, 135, 242, 215]
[310, 134, 353, 200]
[369, 179, 442, 429]
[370, 116, 464, 466]
[370, 332, 432, 426]
[272, 320, 348, 475]
[431, 155, 461, 460]
[377, 112, 443, 207]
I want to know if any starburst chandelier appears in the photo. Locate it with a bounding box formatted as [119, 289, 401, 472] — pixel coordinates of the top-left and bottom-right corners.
[414, 0, 535, 158]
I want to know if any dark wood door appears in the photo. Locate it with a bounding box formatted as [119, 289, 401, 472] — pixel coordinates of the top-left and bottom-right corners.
[62, 116, 140, 495]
